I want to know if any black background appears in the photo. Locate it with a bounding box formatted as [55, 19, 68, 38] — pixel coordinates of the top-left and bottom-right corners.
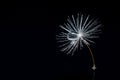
[1, 1, 120, 80]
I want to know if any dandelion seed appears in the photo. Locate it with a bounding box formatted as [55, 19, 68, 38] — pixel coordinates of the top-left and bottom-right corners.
[56, 13, 102, 70]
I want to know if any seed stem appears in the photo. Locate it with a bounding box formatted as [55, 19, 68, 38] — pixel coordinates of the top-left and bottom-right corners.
[86, 44, 96, 70]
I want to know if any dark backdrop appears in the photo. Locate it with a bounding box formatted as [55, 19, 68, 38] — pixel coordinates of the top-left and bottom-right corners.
[1, 1, 120, 80]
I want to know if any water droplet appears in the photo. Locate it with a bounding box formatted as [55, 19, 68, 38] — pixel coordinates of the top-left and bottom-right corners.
[67, 33, 78, 41]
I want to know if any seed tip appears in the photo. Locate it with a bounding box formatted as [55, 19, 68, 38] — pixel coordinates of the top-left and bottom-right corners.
[92, 65, 96, 70]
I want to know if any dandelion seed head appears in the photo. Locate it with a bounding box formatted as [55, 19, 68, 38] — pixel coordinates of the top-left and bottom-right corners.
[56, 13, 102, 55]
